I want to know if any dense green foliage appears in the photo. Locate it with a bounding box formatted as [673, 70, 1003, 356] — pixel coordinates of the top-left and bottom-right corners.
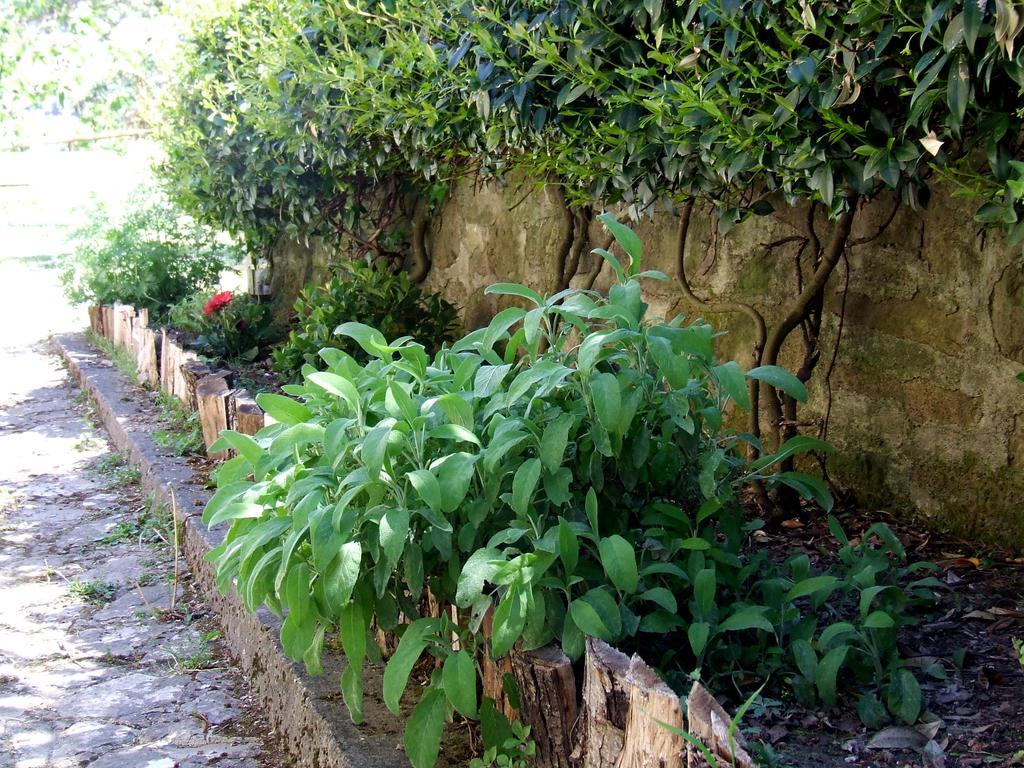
[203, 223, 938, 767]
[271, 262, 460, 381]
[59, 191, 236, 318]
[163, 0, 1024, 240]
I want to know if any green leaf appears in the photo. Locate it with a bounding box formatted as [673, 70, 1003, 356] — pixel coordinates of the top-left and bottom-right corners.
[752, 436, 833, 471]
[887, 669, 922, 724]
[323, 542, 362, 608]
[649, 335, 690, 388]
[456, 547, 502, 608]
[597, 212, 642, 263]
[639, 587, 677, 613]
[484, 282, 544, 307]
[442, 650, 478, 718]
[857, 692, 889, 729]
[380, 508, 409, 567]
[339, 601, 367, 722]
[364, 417, 395, 479]
[474, 364, 513, 399]
[491, 587, 528, 657]
[404, 686, 447, 768]
[718, 606, 774, 634]
[256, 393, 311, 425]
[713, 361, 750, 409]
[382, 618, 438, 714]
[202, 481, 255, 527]
[694, 568, 717, 615]
[540, 413, 573, 472]
[335, 322, 388, 357]
[511, 458, 542, 516]
[792, 638, 817, 679]
[558, 518, 579, 575]
[688, 621, 710, 656]
[815, 645, 849, 706]
[307, 371, 360, 411]
[863, 610, 895, 629]
[436, 452, 477, 513]
[585, 487, 599, 537]
[569, 598, 613, 641]
[746, 365, 808, 403]
[818, 621, 856, 650]
[590, 372, 622, 434]
[407, 469, 442, 512]
[210, 430, 263, 464]
[598, 535, 638, 593]
[787, 575, 838, 602]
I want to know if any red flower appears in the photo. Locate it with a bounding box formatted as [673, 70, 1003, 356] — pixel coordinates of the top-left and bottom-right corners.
[203, 291, 234, 316]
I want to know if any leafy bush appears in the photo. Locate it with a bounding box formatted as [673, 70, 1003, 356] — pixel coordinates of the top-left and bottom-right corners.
[202, 222, 938, 766]
[174, 291, 280, 362]
[60, 189, 237, 317]
[271, 262, 460, 381]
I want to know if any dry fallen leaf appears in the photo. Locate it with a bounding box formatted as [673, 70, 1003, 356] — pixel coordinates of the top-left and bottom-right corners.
[922, 739, 946, 768]
[866, 725, 928, 750]
[936, 556, 981, 569]
[964, 607, 1024, 620]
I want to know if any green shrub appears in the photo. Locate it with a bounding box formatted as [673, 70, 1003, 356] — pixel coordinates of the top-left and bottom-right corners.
[60, 189, 238, 318]
[271, 261, 460, 381]
[202, 222, 939, 766]
[180, 291, 281, 363]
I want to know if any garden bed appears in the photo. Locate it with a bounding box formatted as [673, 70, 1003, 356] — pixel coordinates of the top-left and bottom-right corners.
[80, 302, 1024, 767]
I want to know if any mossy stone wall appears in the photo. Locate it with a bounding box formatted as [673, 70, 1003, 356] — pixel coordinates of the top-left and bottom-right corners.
[271, 178, 1024, 548]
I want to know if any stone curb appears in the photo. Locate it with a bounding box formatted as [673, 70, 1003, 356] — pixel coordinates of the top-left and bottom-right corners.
[54, 332, 406, 768]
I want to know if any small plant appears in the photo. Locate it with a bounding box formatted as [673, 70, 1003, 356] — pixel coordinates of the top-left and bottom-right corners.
[155, 391, 204, 455]
[91, 453, 140, 487]
[1013, 638, 1024, 670]
[69, 579, 118, 604]
[182, 290, 280, 362]
[271, 261, 460, 382]
[60, 188, 234, 318]
[96, 504, 173, 547]
[469, 708, 536, 768]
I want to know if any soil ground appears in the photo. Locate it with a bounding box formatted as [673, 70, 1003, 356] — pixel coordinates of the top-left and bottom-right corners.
[747, 508, 1024, 768]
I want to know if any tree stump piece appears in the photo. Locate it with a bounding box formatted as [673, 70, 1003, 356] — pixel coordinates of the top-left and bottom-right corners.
[231, 390, 264, 436]
[510, 645, 577, 768]
[196, 374, 231, 460]
[480, 609, 517, 721]
[685, 682, 755, 768]
[102, 306, 114, 341]
[181, 360, 214, 411]
[615, 654, 685, 768]
[574, 638, 631, 768]
[88, 306, 101, 335]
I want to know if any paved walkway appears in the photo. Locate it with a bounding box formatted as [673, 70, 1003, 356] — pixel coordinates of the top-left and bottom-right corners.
[0, 262, 283, 767]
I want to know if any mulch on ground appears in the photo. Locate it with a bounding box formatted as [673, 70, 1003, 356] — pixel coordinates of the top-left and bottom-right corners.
[749, 505, 1024, 768]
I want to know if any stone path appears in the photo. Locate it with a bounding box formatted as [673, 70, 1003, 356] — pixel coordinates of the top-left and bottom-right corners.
[0, 269, 285, 766]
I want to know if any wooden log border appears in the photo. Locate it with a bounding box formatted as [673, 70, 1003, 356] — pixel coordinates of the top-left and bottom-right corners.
[86, 305, 756, 768]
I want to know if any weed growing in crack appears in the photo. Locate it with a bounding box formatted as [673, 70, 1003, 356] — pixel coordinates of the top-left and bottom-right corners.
[69, 579, 118, 604]
[154, 391, 203, 455]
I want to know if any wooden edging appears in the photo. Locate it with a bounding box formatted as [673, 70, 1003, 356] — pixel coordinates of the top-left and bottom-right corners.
[79, 305, 757, 768]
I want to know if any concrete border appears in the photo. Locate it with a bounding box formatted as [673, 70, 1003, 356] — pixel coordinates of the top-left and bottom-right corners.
[54, 332, 407, 768]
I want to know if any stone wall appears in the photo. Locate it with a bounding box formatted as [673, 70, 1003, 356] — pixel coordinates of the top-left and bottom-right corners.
[271, 177, 1024, 547]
